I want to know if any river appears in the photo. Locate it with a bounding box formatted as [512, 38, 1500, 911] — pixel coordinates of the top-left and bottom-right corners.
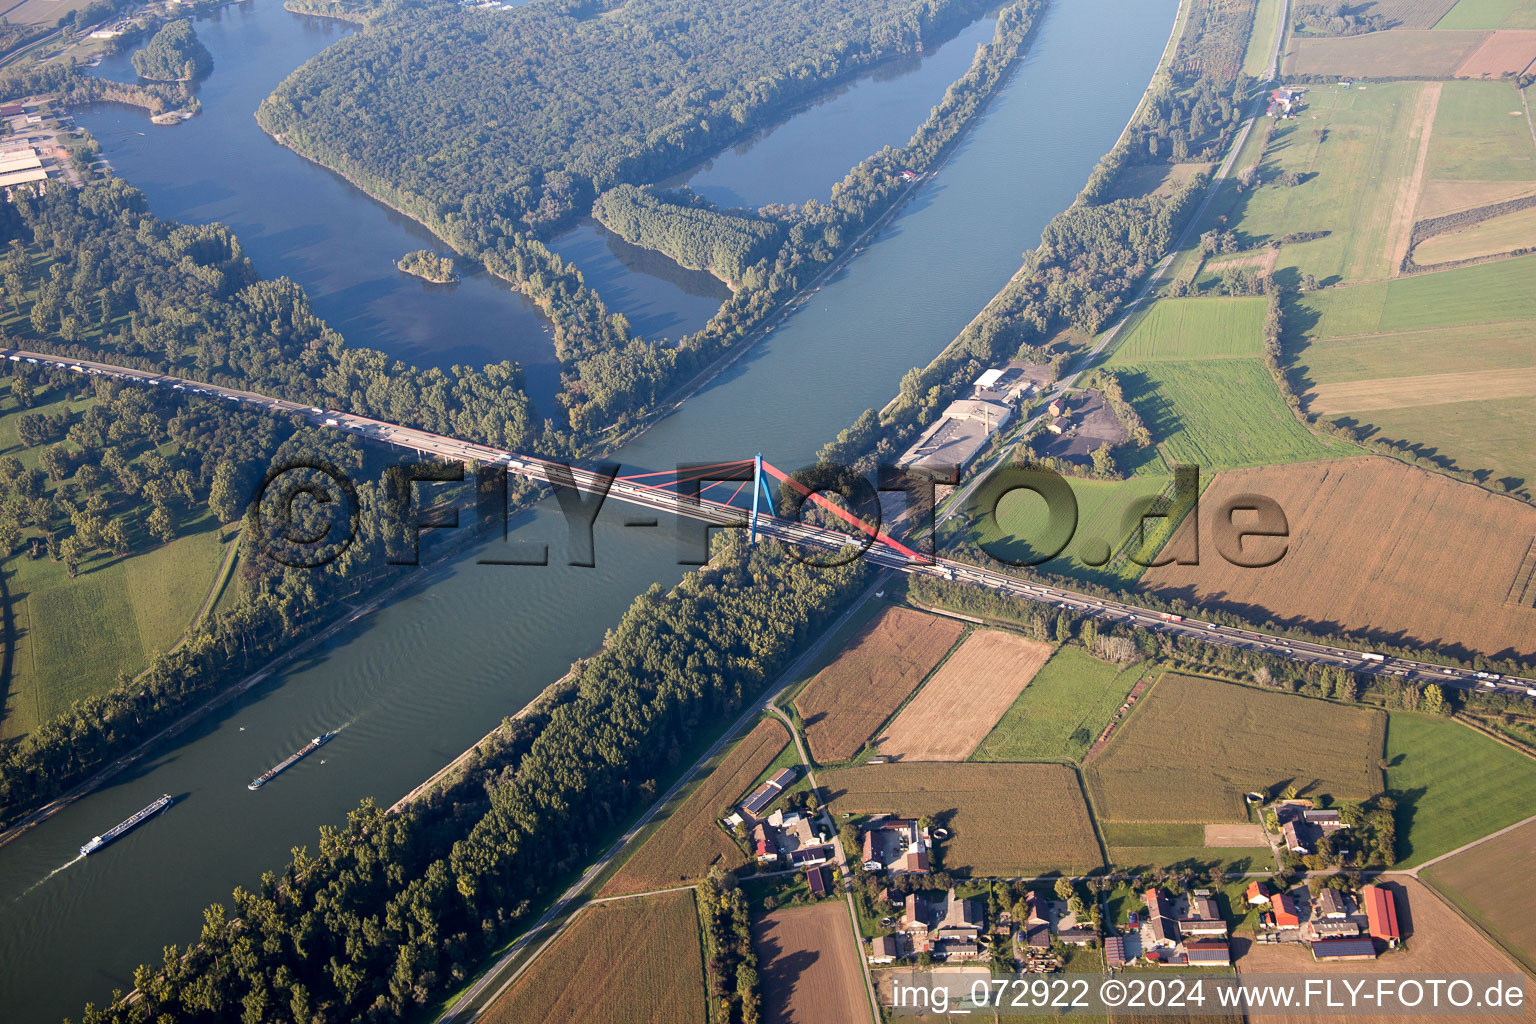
[0, 0, 1177, 1019]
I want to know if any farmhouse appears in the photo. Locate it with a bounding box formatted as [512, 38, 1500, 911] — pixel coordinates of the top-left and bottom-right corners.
[1315, 887, 1350, 919]
[934, 888, 984, 944]
[1311, 937, 1378, 961]
[900, 889, 986, 959]
[753, 809, 834, 868]
[869, 934, 900, 964]
[1268, 86, 1303, 118]
[902, 894, 931, 950]
[1269, 892, 1301, 929]
[1245, 881, 1272, 906]
[1143, 890, 1180, 948]
[1363, 885, 1401, 947]
[1017, 892, 1051, 950]
[859, 817, 931, 875]
[1282, 820, 1310, 854]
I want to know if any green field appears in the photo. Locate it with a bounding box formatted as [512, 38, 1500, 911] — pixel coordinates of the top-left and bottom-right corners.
[1297, 253, 1536, 338]
[1352, 398, 1536, 490]
[1293, 320, 1536, 382]
[1118, 358, 1351, 472]
[1425, 81, 1536, 182]
[1434, 0, 1536, 29]
[1107, 298, 1268, 364]
[962, 474, 1174, 588]
[1383, 712, 1536, 867]
[971, 648, 1144, 762]
[1099, 822, 1272, 874]
[1182, 84, 1422, 286]
[1087, 674, 1386, 823]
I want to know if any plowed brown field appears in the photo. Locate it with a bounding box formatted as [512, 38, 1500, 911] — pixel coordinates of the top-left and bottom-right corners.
[1456, 29, 1536, 76]
[1234, 879, 1535, 1022]
[754, 901, 869, 1024]
[794, 606, 966, 763]
[1140, 457, 1536, 659]
[877, 630, 1053, 761]
[1285, 29, 1487, 78]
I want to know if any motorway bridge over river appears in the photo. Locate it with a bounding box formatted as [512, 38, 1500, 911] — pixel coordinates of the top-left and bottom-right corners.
[10, 347, 1534, 699]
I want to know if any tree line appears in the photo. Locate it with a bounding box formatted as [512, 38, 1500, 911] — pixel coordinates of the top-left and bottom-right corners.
[594, 185, 782, 285]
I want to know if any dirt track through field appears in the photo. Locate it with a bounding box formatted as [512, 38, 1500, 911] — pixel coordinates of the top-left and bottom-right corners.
[1308, 365, 1536, 412]
[877, 630, 1053, 761]
[1387, 82, 1441, 277]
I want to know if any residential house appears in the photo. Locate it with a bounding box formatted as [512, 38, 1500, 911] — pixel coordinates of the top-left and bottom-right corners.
[859, 818, 931, 876]
[1019, 892, 1051, 950]
[806, 866, 830, 898]
[1270, 892, 1301, 929]
[1312, 937, 1378, 961]
[870, 935, 900, 964]
[1185, 939, 1232, 966]
[751, 824, 776, 863]
[1245, 881, 1271, 906]
[1363, 885, 1401, 947]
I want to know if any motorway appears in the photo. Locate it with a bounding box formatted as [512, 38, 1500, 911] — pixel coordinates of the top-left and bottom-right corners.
[9, 347, 1535, 704]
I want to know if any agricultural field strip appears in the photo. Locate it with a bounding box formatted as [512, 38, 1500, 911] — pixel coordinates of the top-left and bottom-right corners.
[1306, 365, 1536, 412]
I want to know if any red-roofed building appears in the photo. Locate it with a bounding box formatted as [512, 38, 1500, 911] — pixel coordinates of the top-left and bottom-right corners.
[1245, 880, 1271, 906]
[1363, 885, 1400, 947]
[1270, 892, 1300, 928]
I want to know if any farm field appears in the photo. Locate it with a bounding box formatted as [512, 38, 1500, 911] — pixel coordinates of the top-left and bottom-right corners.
[821, 762, 1104, 875]
[1352, 397, 1536, 493]
[970, 648, 1145, 763]
[1117, 358, 1351, 472]
[792, 606, 966, 763]
[1422, 818, 1536, 974]
[877, 629, 1053, 761]
[1414, 204, 1536, 263]
[1284, 29, 1488, 78]
[1364, 0, 1462, 26]
[1455, 28, 1536, 74]
[1416, 178, 1536, 219]
[600, 719, 789, 896]
[1383, 712, 1536, 866]
[1099, 821, 1273, 873]
[1233, 880, 1532, 1023]
[754, 901, 868, 1024]
[1306, 365, 1536, 414]
[1139, 457, 1536, 659]
[1426, 80, 1536, 181]
[962, 473, 1173, 588]
[1437, 0, 1536, 30]
[480, 889, 707, 1024]
[1292, 320, 1536, 383]
[1086, 674, 1385, 823]
[1105, 297, 1267, 364]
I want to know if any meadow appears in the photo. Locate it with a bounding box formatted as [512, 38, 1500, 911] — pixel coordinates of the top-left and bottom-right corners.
[1118, 358, 1351, 471]
[1241, 0, 1282, 77]
[1141, 458, 1536, 659]
[1086, 674, 1386, 823]
[821, 762, 1104, 875]
[1384, 711, 1536, 866]
[480, 889, 706, 1024]
[1422, 819, 1536, 973]
[1106, 297, 1268, 364]
[1425, 80, 1536, 182]
[1098, 821, 1273, 873]
[962, 473, 1174, 588]
[877, 629, 1053, 761]
[1414, 204, 1536, 264]
[970, 648, 1145, 763]
[600, 718, 789, 896]
[791, 606, 966, 763]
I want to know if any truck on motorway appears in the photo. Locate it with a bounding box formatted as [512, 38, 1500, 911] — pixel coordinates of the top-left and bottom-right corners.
[1158, 612, 1182, 622]
[1527, 688, 1536, 698]
[1360, 653, 1385, 663]
[1474, 671, 1501, 681]
[324, 418, 339, 426]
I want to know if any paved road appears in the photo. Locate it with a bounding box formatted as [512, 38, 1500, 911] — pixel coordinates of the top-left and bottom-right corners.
[11, 348, 1534, 706]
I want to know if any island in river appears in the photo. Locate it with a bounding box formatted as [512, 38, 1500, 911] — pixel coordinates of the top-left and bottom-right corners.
[396, 249, 459, 283]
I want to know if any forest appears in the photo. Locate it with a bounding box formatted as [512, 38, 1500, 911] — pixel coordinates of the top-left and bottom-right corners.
[593, 185, 782, 285]
[130, 19, 213, 83]
[68, 537, 869, 1024]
